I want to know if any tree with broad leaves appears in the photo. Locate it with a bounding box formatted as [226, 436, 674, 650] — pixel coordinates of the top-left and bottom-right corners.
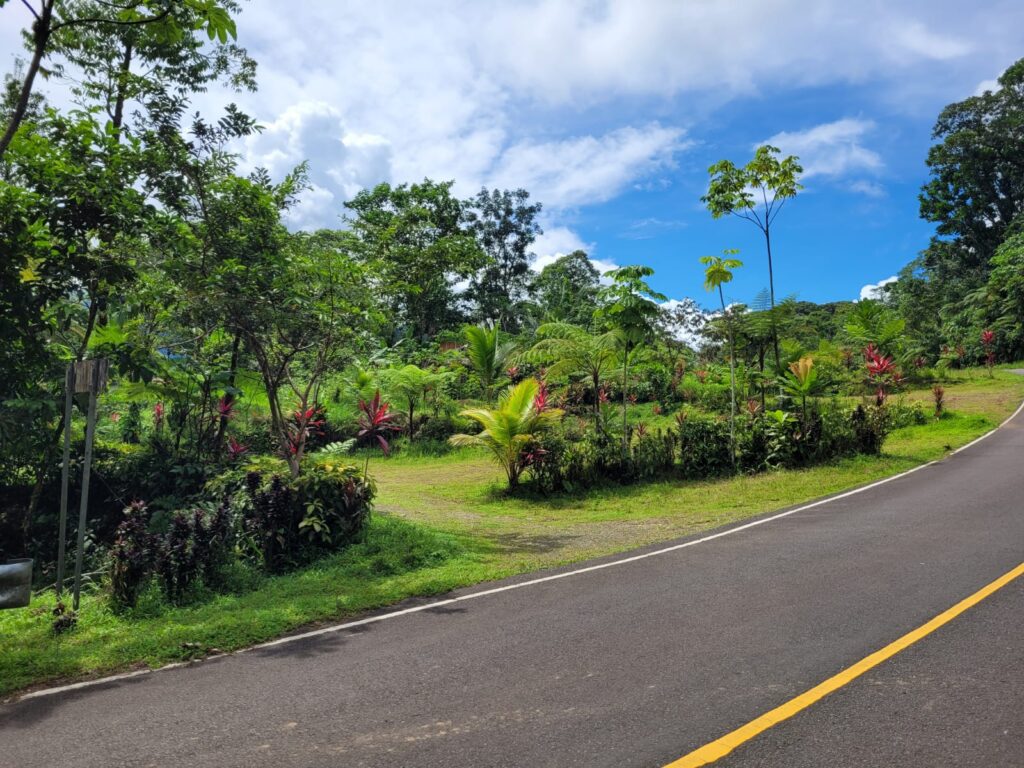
[594, 265, 667, 457]
[702, 145, 803, 371]
[346, 180, 487, 341]
[920, 59, 1024, 283]
[463, 187, 542, 330]
[0, 0, 243, 158]
[527, 249, 601, 328]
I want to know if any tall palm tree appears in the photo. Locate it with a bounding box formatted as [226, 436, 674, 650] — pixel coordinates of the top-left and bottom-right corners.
[450, 378, 563, 490]
[523, 322, 620, 426]
[701, 250, 743, 467]
[463, 323, 516, 401]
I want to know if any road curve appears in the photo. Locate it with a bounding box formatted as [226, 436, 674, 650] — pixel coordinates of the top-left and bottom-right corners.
[2, 402, 1023, 767]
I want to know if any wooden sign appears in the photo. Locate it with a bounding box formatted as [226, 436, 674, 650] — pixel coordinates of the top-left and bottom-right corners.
[72, 359, 109, 394]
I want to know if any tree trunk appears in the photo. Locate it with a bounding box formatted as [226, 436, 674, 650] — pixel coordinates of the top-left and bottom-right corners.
[0, 0, 53, 159]
[764, 226, 781, 372]
[721, 286, 737, 470]
[214, 331, 242, 450]
[621, 344, 630, 458]
[111, 39, 133, 139]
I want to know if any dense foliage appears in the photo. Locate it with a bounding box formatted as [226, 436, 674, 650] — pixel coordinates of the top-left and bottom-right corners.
[0, 3, 1020, 632]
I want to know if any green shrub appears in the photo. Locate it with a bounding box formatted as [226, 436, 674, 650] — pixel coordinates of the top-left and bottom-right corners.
[677, 414, 732, 477]
[240, 463, 374, 571]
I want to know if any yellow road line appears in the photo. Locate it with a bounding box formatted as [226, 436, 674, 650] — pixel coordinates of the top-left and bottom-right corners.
[665, 561, 1024, 767]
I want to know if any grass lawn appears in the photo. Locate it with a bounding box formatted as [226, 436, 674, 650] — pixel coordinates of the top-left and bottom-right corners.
[2, 367, 1022, 698]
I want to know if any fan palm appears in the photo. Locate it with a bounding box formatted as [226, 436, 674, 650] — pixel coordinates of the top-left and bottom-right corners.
[449, 378, 563, 489]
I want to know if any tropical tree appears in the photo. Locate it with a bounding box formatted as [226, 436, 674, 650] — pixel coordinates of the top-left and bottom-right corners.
[702, 145, 803, 370]
[345, 180, 486, 340]
[524, 322, 620, 426]
[527, 250, 601, 327]
[0, 0, 244, 158]
[701, 250, 742, 466]
[463, 323, 515, 400]
[449, 378, 562, 490]
[463, 187, 542, 330]
[594, 265, 667, 455]
[379, 364, 446, 438]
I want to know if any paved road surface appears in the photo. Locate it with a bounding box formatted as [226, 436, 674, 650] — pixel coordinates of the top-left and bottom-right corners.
[2, 403, 1022, 767]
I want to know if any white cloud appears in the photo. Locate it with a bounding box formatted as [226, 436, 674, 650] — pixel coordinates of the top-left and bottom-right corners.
[240, 102, 393, 229]
[974, 78, 1000, 96]
[849, 180, 886, 198]
[763, 118, 883, 179]
[488, 125, 687, 209]
[3, 0, 1020, 236]
[859, 275, 898, 300]
[530, 226, 591, 271]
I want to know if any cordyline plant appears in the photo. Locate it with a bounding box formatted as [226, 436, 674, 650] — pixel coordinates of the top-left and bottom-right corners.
[450, 378, 563, 490]
[864, 344, 903, 404]
[357, 390, 402, 476]
[981, 329, 996, 375]
[783, 356, 821, 418]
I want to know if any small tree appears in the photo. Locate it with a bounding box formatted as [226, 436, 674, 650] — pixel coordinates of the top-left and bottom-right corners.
[450, 378, 562, 490]
[594, 266, 667, 457]
[702, 145, 802, 371]
[379, 364, 446, 438]
[463, 323, 516, 401]
[524, 322, 620, 427]
[701, 250, 743, 466]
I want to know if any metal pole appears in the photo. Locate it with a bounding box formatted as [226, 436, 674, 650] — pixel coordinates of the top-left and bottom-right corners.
[72, 364, 100, 611]
[55, 364, 75, 598]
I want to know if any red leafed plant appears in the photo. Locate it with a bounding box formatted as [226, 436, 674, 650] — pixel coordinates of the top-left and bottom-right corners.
[864, 344, 902, 402]
[981, 329, 996, 374]
[358, 390, 402, 475]
[226, 436, 249, 460]
[695, 369, 709, 384]
[216, 396, 235, 421]
[533, 379, 549, 412]
[153, 402, 165, 431]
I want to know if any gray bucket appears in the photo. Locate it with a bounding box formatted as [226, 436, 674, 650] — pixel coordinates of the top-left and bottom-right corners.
[0, 558, 33, 609]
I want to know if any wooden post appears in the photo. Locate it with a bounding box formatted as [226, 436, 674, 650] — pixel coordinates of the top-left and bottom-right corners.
[55, 365, 76, 598]
[71, 359, 107, 611]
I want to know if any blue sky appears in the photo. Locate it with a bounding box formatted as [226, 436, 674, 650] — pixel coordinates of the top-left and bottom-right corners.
[3, 0, 1022, 309]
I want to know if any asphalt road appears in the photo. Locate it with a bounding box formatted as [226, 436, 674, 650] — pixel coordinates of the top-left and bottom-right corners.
[2, 402, 1023, 767]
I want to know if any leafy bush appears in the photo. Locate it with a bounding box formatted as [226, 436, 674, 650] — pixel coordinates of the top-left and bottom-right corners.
[676, 414, 733, 477]
[109, 501, 155, 609]
[851, 405, 888, 455]
[240, 464, 374, 571]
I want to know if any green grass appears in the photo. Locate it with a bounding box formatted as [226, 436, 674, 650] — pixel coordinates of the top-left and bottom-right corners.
[2, 367, 1022, 698]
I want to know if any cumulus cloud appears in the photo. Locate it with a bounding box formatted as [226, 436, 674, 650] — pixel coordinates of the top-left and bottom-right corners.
[859, 275, 899, 300]
[763, 119, 883, 180]
[241, 102, 393, 229]
[4, 0, 1019, 236]
[488, 125, 687, 209]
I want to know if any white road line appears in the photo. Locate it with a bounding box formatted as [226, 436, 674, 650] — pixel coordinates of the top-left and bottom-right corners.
[14, 395, 1024, 703]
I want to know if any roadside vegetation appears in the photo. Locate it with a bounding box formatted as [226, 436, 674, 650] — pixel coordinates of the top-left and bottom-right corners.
[2, 4, 1024, 697]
